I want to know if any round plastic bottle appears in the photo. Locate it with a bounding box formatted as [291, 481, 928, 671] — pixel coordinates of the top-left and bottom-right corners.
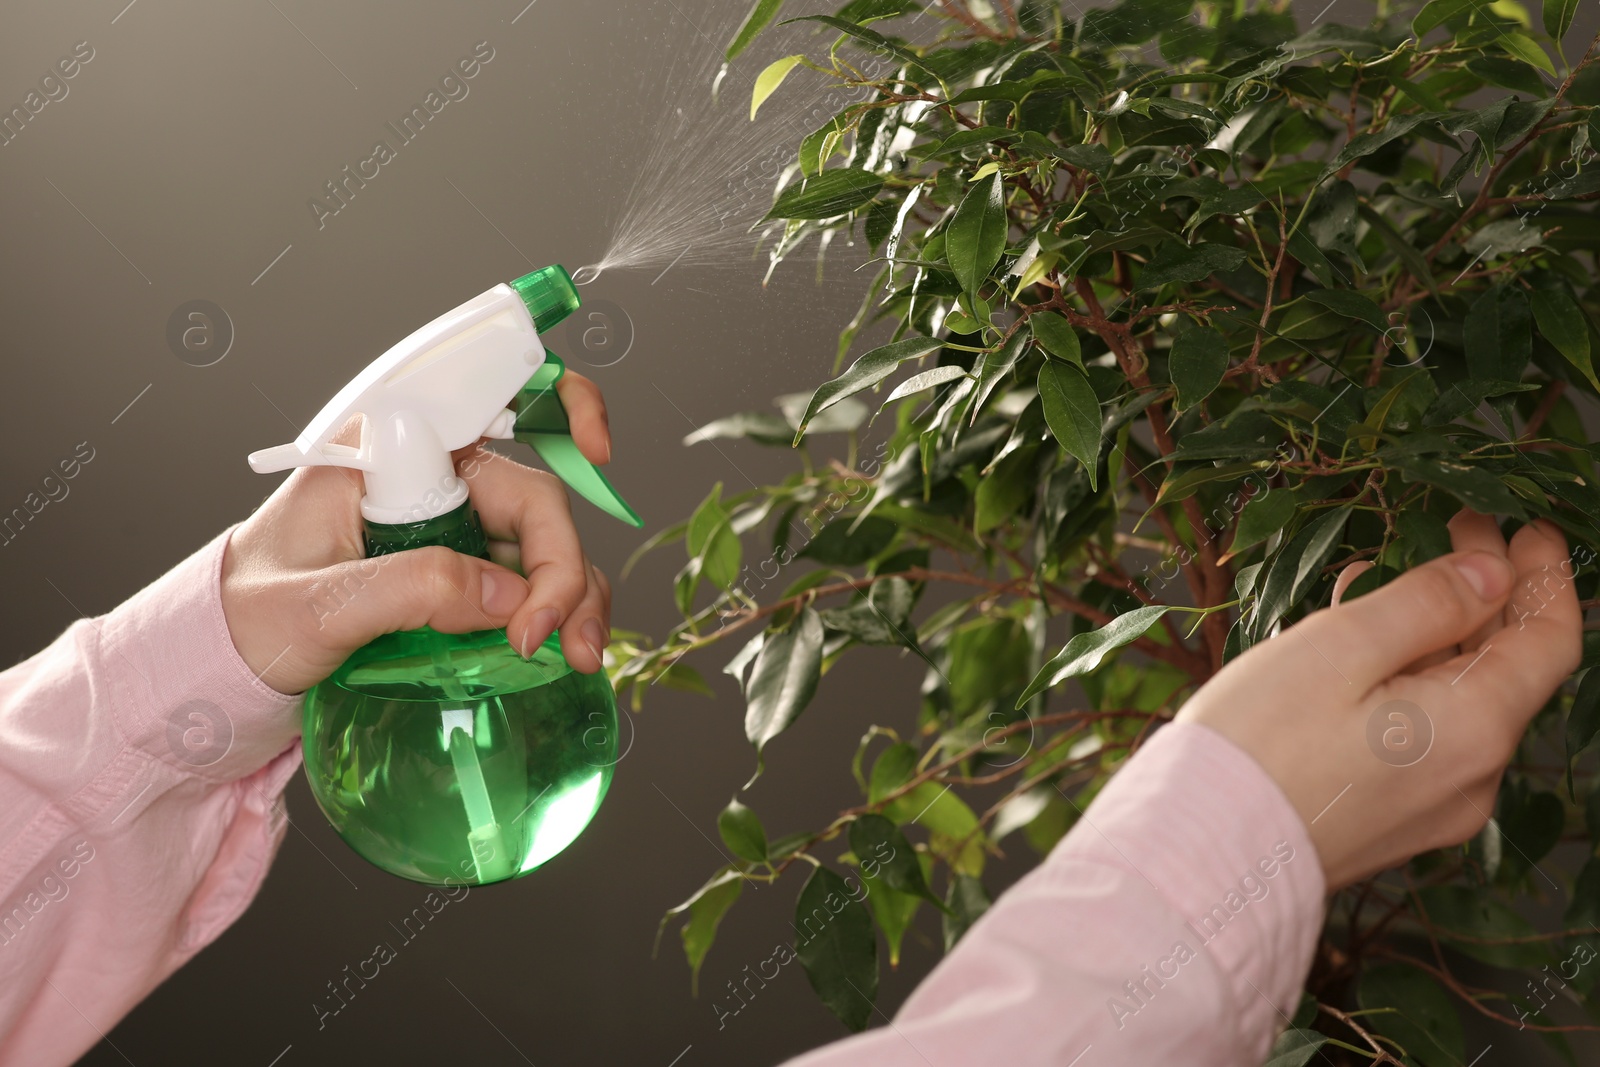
[302, 502, 618, 885]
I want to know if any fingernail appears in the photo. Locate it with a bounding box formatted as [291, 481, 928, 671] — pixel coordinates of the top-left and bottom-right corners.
[581, 618, 608, 667]
[1452, 552, 1513, 601]
[480, 570, 526, 616]
[521, 608, 560, 658]
[601, 437, 612, 465]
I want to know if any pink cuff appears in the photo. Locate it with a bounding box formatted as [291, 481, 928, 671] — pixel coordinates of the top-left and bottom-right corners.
[95, 527, 301, 782]
[1052, 721, 1326, 1058]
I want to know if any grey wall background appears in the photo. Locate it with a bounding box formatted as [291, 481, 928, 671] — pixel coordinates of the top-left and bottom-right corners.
[2, 0, 1597, 1064]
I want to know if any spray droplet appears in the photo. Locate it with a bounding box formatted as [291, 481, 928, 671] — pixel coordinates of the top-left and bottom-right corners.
[572, 264, 603, 286]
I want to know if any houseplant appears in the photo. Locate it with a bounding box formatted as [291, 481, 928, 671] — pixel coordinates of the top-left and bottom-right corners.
[619, 0, 1600, 1060]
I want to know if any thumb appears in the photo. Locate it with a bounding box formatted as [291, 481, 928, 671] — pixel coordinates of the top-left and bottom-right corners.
[1290, 551, 1514, 690]
[309, 546, 529, 651]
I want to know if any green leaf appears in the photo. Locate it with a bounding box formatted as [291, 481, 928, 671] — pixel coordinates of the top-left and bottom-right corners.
[1501, 30, 1557, 76]
[1566, 669, 1600, 779]
[687, 483, 742, 591]
[1263, 1029, 1330, 1067]
[861, 860, 925, 967]
[1495, 782, 1566, 880]
[1416, 884, 1548, 967]
[1530, 286, 1598, 389]
[1018, 605, 1170, 706]
[849, 813, 945, 908]
[801, 515, 899, 565]
[1464, 284, 1532, 382]
[1136, 241, 1248, 291]
[1038, 361, 1103, 490]
[1357, 963, 1465, 1067]
[942, 874, 990, 951]
[1464, 216, 1545, 258]
[947, 171, 1007, 300]
[1413, 0, 1478, 37]
[683, 411, 793, 446]
[970, 329, 1030, 422]
[726, 0, 785, 61]
[975, 443, 1040, 533]
[1303, 180, 1365, 269]
[658, 869, 744, 994]
[819, 577, 920, 646]
[1030, 312, 1083, 366]
[765, 168, 885, 222]
[743, 608, 825, 764]
[1246, 507, 1351, 643]
[751, 55, 806, 121]
[1277, 300, 1349, 341]
[794, 865, 878, 1032]
[1227, 488, 1298, 558]
[1321, 113, 1429, 181]
[1545, 0, 1580, 39]
[718, 797, 768, 862]
[883, 365, 970, 405]
[868, 742, 918, 804]
[1303, 289, 1386, 331]
[798, 336, 944, 434]
[1169, 326, 1229, 411]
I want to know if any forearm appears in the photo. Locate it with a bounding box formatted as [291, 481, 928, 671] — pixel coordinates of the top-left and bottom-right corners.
[784, 722, 1326, 1067]
[0, 528, 301, 1067]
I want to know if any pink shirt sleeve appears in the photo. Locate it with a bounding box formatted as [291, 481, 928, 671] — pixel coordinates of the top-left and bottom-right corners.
[786, 721, 1327, 1067]
[0, 528, 301, 1067]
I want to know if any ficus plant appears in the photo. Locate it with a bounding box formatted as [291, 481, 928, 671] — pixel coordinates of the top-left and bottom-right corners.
[616, 0, 1600, 1060]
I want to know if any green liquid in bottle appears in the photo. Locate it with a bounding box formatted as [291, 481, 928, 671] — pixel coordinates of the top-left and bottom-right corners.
[301, 504, 617, 885]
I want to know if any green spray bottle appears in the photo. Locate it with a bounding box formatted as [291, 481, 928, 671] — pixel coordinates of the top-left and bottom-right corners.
[248, 265, 641, 886]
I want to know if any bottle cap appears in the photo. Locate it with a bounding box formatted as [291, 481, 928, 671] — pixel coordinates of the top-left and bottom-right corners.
[510, 265, 580, 333]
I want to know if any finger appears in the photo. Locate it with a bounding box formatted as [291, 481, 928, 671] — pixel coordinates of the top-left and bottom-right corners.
[554, 369, 611, 465]
[1287, 550, 1515, 692]
[1331, 561, 1374, 606]
[458, 451, 590, 658]
[1447, 509, 1511, 651]
[246, 465, 368, 568]
[1415, 521, 1582, 721]
[557, 559, 611, 674]
[487, 539, 522, 573]
[310, 547, 529, 650]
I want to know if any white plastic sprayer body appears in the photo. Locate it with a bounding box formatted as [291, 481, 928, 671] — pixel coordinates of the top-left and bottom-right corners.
[248, 284, 544, 525]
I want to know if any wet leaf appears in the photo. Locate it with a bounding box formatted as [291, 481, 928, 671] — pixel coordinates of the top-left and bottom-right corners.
[1169, 326, 1229, 410]
[794, 865, 878, 1032]
[1038, 361, 1103, 490]
[658, 869, 744, 994]
[948, 171, 1008, 300]
[718, 797, 768, 862]
[726, 0, 785, 61]
[751, 55, 805, 120]
[798, 336, 944, 434]
[1018, 606, 1170, 705]
[1357, 964, 1464, 1067]
[765, 168, 884, 221]
[744, 609, 825, 766]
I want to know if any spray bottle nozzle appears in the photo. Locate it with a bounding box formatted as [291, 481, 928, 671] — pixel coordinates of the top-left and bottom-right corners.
[247, 263, 639, 530]
[510, 265, 581, 333]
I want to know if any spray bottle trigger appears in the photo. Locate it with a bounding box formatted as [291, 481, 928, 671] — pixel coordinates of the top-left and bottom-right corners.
[511, 352, 643, 528]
